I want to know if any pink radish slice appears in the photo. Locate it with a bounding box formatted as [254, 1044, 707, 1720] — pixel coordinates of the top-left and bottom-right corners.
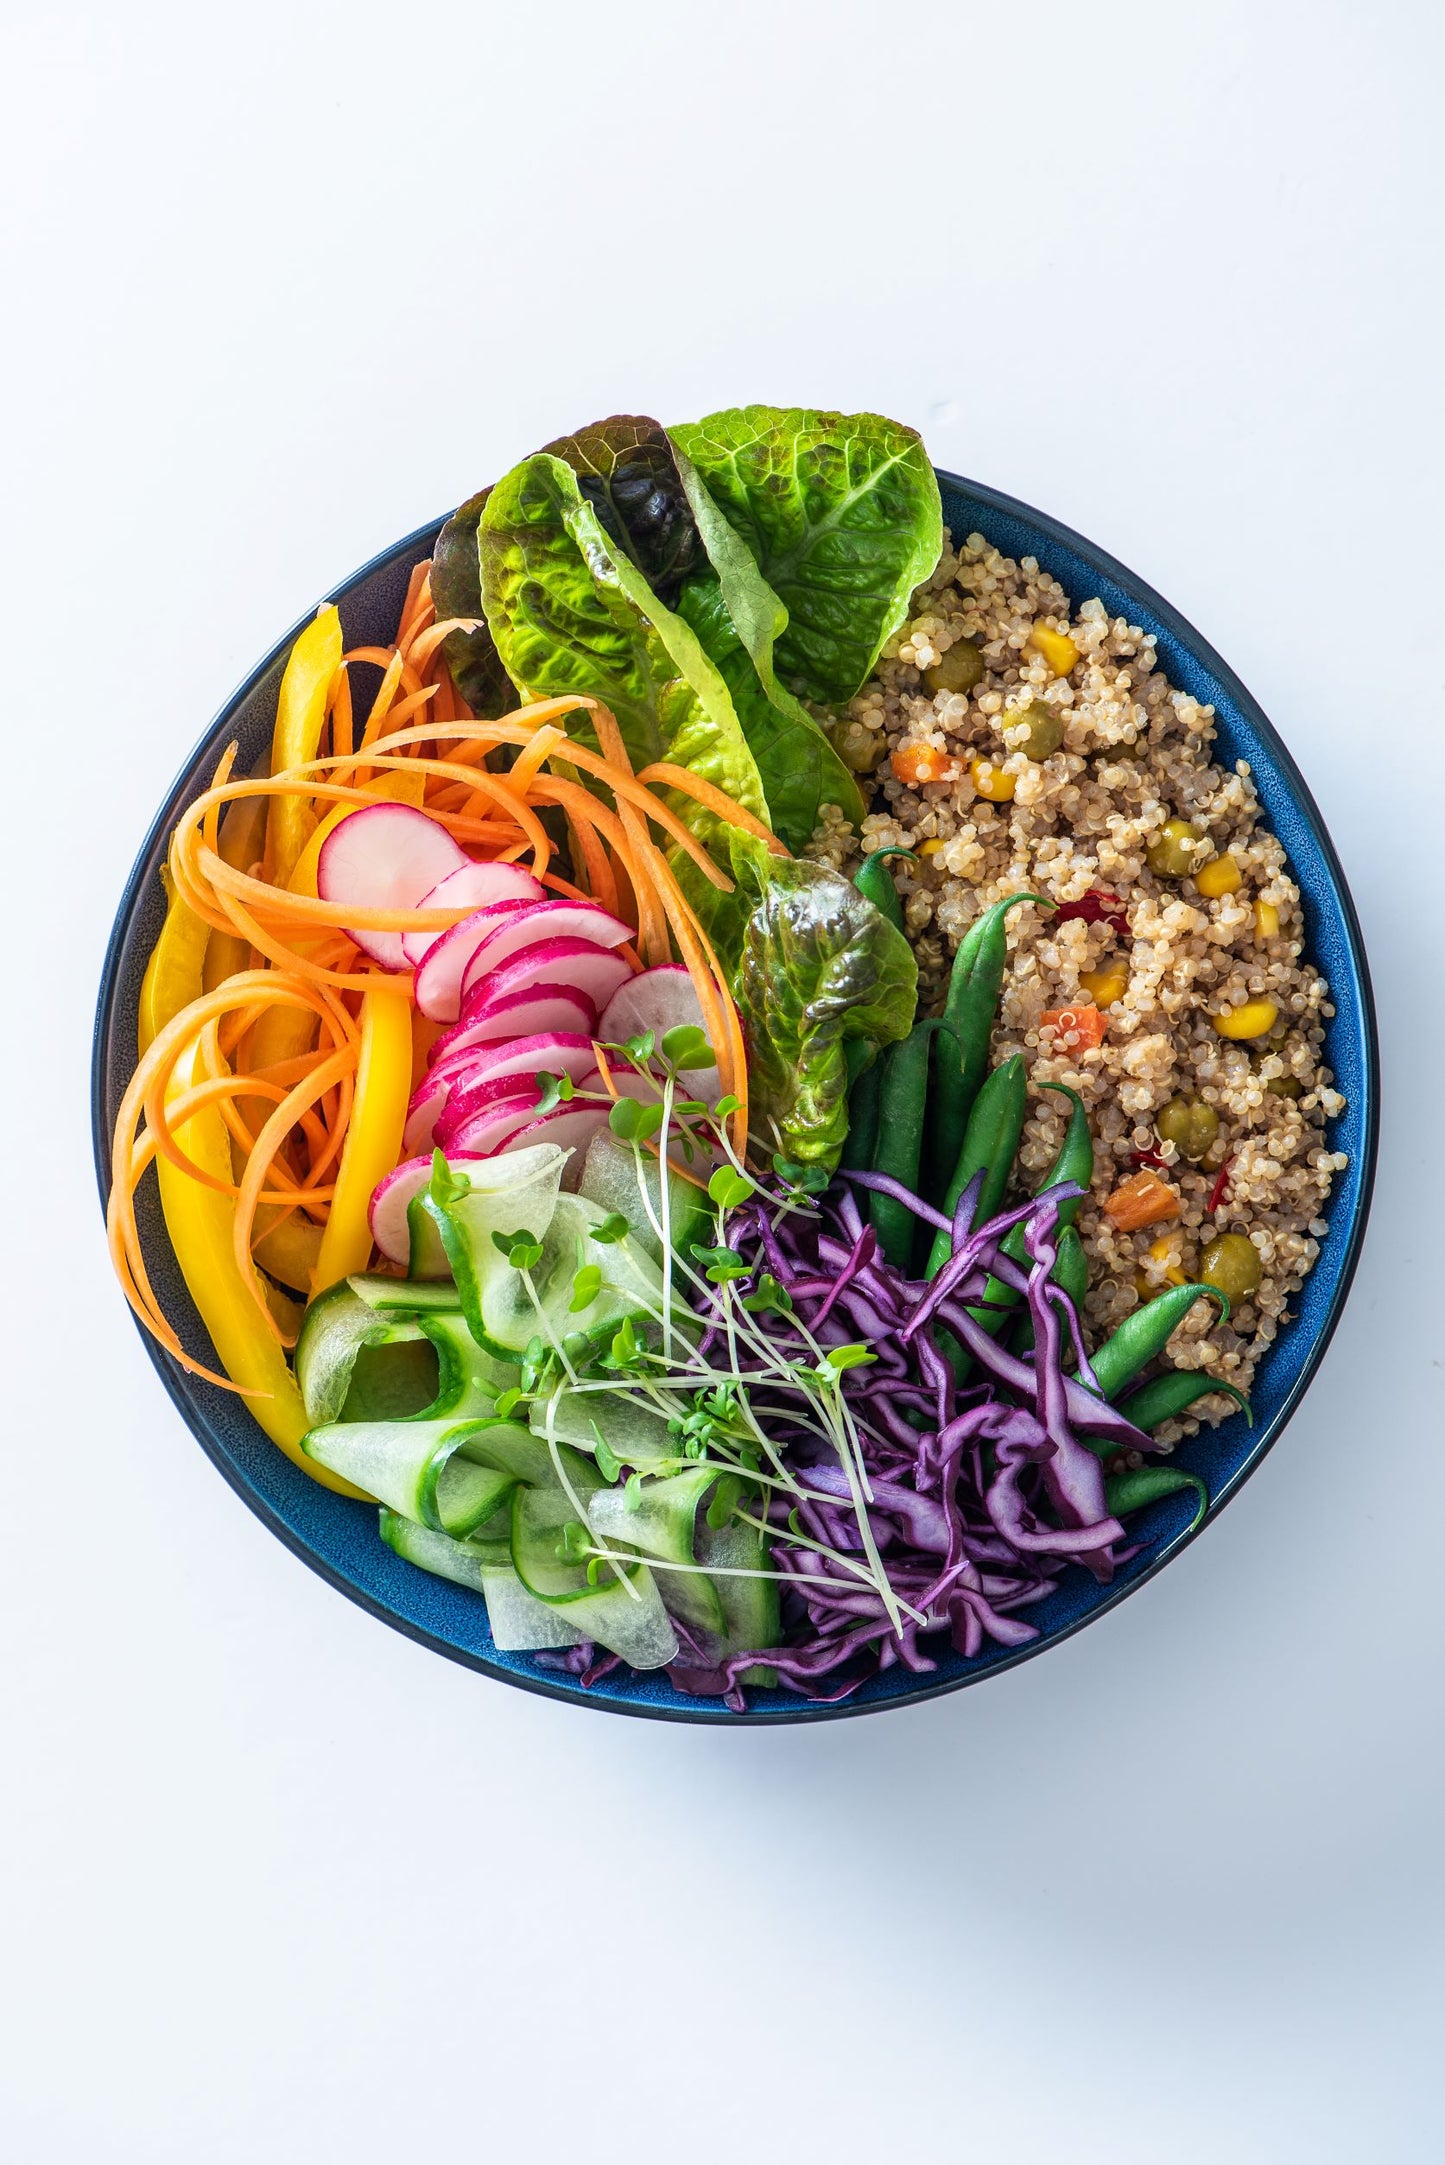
[402, 1072, 453, 1156]
[459, 935, 635, 1020]
[429, 984, 598, 1065]
[316, 804, 468, 971]
[440, 1071, 599, 1151]
[412, 898, 536, 1024]
[458, 900, 633, 1005]
[445, 1094, 558, 1157]
[400, 860, 545, 968]
[597, 963, 722, 1103]
[489, 1105, 613, 1186]
[441, 1031, 600, 1093]
[435, 1069, 573, 1149]
[400, 1042, 581, 1157]
[369, 1152, 482, 1266]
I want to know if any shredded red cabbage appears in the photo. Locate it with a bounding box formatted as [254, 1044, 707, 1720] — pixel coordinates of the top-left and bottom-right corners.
[655, 1171, 1153, 1710]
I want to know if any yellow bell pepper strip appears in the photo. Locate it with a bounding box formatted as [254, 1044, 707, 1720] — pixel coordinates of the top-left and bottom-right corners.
[138, 872, 212, 1057]
[311, 985, 413, 1294]
[263, 603, 343, 888]
[157, 1039, 368, 1497]
[250, 1213, 324, 1294]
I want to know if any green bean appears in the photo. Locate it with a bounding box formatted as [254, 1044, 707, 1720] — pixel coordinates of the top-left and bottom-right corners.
[853, 847, 915, 933]
[1118, 1370, 1251, 1432]
[840, 1055, 882, 1172]
[1088, 1281, 1229, 1401]
[924, 1053, 1028, 1281]
[969, 1085, 1093, 1336]
[926, 893, 1048, 1203]
[867, 1020, 940, 1267]
[1105, 1466, 1208, 1534]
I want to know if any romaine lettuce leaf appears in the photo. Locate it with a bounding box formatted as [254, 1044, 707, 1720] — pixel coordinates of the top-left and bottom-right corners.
[729, 835, 918, 1170]
[674, 573, 863, 854]
[669, 406, 943, 705]
[430, 489, 518, 720]
[542, 415, 703, 602]
[478, 452, 768, 844]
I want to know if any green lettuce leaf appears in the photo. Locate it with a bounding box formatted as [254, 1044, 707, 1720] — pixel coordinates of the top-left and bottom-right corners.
[541, 415, 704, 602]
[674, 573, 863, 853]
[669, 406, 943, 705]
[478, 452, 768, 850]
[729, 835, 918, 1169]
[430, 489, 518, 720]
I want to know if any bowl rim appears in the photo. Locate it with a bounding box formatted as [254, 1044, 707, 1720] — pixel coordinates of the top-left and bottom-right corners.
[91, 468, 1381, 1723]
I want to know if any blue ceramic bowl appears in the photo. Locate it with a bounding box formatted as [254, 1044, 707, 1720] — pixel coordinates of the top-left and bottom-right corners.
[92, 472, 1380, 1723]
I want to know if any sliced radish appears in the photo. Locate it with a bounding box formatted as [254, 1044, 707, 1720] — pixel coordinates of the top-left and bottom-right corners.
[459, 935, 635, 1020]
[445, 1094, 558, 1157]
[491, 1104, 613, 1186]
[412, 898, 536, 1023]
[317, 804, 468, 971]
[402, 1072, 453, 1157]
[402, 1047, 581, 1158]
[435, 1070, 559, 1148]
[400, 860, 545, 968]
[429, 983, 598, 1064]
[443, 1030, 599, 1094]
[459, 900, 633, 1005]
[369, 1151, 482, 1266]
[597, 963, 722, 1103]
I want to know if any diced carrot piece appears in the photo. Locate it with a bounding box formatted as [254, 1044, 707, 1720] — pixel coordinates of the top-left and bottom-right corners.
[890, 741, 953, 786]
[1040, 1002, 1108, 1050]
[1104, 1169, 1182, 1231]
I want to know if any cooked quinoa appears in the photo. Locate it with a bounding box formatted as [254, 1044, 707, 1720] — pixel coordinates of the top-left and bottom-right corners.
[807, 532, 1348, 1446]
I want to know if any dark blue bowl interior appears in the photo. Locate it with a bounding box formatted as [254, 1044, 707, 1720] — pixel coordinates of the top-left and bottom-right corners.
[92, 472, 1379, 1723]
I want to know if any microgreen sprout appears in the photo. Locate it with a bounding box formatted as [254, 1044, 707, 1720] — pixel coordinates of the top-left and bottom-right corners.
[491, 1226, 544, 1271]
[533, 1069, 576, 1116]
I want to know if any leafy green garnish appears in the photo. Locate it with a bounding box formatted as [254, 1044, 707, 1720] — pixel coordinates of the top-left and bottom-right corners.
[707, 1166, 755, 1210]
[569, 1264, 603, 1313]
[609, 1097, 664, 1143]
[659, 1023, 713, 1069]
[590, 1211, 632, 1246]
[670, 407, 943, 706]
[741, 1272, 793, 1316]
[492, 1227, 544, 1271]
[428, 1150, 470, 1208]
[533, 1069, 575, 1117]
[730, 836, 918, 1170]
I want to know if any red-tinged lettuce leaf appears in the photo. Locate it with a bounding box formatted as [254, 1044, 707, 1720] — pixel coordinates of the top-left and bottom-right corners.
[542, 415, 703, 602]
[729, 835, 918, 1169]
[670, 406, 943, 706]
[430, 489, 518, 720]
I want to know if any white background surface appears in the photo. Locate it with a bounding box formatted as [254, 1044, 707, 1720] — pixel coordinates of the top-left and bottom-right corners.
[3, 3, 1442, 2157]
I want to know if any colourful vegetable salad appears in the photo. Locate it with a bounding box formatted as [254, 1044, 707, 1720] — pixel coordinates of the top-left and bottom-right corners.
[109, 406, 1243, 1710]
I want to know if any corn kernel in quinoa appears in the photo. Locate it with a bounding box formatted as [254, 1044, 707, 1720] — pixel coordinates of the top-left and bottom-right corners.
[1028, 622, 1079, 677]
[1196, 853, 1243, 898]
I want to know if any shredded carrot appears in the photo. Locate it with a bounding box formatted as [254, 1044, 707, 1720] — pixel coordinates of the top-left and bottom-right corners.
[635, 762, 784, 850]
